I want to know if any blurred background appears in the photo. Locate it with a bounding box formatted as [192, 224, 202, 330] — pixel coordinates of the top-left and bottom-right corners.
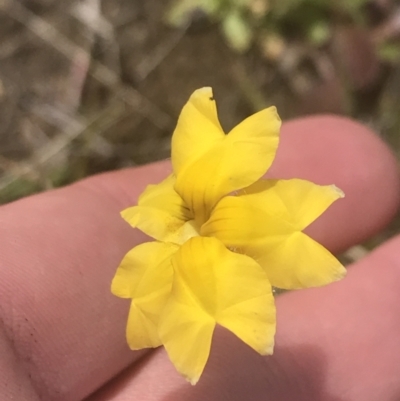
[0, 0, 399, 255]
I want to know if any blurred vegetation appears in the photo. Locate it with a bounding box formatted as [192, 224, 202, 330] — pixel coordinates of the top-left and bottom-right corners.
[0, 0, 399, 256]
[167, 0, 373, 51]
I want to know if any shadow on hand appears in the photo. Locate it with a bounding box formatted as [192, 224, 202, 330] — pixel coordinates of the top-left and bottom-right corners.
[161, 326, 345, 401]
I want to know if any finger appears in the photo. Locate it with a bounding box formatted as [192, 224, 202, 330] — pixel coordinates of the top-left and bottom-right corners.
[0, 324, 41, 401]
[268, 115, 400, 250]
[0, 162, 172, 401]
[0, 116, 398, 401]
[89, 235, 400, 401]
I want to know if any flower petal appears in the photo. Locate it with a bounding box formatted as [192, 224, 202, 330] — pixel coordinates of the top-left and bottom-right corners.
[126, 300, 162, 349]
[171, 87, 225, 174]
[240, 178, 344, 230]
[158, 237, 275, 384]
[121, 174, 195, 244]
[256, 231, 346, 289]
[111, 241, 178, 348]
[201, 194, 294, 252]
[174, 103, 281, 224]
[202, 192, 345, 290]
[158, 294, 215, 385]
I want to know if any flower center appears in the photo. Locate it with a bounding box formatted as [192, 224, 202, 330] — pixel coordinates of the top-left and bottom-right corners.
[180, 219, 201, 243]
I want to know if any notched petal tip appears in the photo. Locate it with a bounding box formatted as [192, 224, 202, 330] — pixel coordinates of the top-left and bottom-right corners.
[260, 341, 275, 356]
[265, 105, 281, 124]
[193, 86, 214, 100]
[188, 375, 200, 386]
[330, 184, 345, 198]
[333, 264, 347, 281]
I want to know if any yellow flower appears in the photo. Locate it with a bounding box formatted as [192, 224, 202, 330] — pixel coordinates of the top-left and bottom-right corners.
[111, 87, 346, 384]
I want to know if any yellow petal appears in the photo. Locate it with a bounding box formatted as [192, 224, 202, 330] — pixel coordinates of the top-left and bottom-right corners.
[171, 87, 225, 174]
[201, 194, 293, 252]
[158, 237, 275, 384]
[159, 293, 215, 385]
[174, 91, 281, 224]
[121, 174, 196, 244]
[111, 241, 178, 348]
[202, 190, 345, 290]
[126, 300, 161, 349]
[256, 231, 346, 289]
[240, 178, 344, 230]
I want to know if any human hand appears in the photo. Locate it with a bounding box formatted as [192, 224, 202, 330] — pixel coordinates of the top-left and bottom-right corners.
[0, 115, 399, 401]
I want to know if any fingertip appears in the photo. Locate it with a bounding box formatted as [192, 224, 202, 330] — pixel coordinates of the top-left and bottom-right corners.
[269, 115, 400, 251]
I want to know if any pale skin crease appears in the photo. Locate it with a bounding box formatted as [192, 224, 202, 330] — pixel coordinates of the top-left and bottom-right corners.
[0, 116, 399, 401]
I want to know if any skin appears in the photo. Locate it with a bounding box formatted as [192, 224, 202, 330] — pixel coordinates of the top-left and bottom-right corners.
[0, 115, 399, 401]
